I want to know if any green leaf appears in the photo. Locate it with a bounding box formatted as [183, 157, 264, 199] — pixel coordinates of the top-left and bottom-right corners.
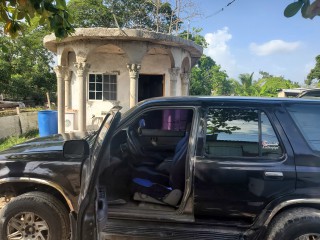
[6, 6, 15, 14]
[301, 1, 310, 18]
[284, 1, 304, 17]
[25, 13, 31, 25]
[55, 27, 65, 38]
[56, 0, 67, 10]
[1, 44, 9, 53]
[39, 16, 45, 25]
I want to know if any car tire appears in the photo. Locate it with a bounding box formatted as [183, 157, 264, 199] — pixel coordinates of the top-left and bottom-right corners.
[265, 207, 320, 240]
[0, 191, 70, 240]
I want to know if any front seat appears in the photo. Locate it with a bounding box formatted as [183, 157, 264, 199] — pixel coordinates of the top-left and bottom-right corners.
[131, 133, 189, 206]
[131, 131, 190, 185]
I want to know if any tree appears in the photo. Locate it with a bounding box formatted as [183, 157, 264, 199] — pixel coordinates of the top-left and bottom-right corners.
[190, 55, 215, 95]
[229, 78, 242, 95]
[256, 72, 300, 97]
[0, 0, 73, 38]
[165, 0, 200, 34]
[67, 0, 113, 28]
[0, 23, 56, 103]
[179, 27, 208, 48]
[306, 55, 320, 85]
[67, 0, 199, 34]
[284, 0, 320, 19]
[235, 72, 260, 96]
[189, 55, 235, 96]
[211, 65, 233, 96]
[258, 71, 272, 79]
[68, 0, 173, 32]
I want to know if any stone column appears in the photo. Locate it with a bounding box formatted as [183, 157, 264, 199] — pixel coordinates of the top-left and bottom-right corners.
[74, 62, 90, 132]
[127, 63, 141, 108]
[181, 72, 191, 96]
[169, 67, 180, 96]
[54, 65, 68, 134]
[64, 71, 72, 110]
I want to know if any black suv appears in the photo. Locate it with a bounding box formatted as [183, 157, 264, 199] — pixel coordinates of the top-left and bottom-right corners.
[0, 97, 320, 240]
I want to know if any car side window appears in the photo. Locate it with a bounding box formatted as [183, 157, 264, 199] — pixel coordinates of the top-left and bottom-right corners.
[204, 108, 282, 158]
[140, 109, 192, 132]
[286, 104, 320, 151]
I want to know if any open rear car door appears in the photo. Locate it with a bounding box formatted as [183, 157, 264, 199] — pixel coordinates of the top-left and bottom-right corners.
[73, 107, 121, 240]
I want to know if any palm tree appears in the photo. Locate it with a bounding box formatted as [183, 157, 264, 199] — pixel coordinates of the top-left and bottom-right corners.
[238, 72, 256, 96]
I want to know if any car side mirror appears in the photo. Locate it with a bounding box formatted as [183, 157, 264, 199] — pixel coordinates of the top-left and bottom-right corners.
[63, 140, 89, 160]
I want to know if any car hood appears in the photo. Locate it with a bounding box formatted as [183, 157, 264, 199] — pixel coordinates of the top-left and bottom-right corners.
[0, 132, 95, 161]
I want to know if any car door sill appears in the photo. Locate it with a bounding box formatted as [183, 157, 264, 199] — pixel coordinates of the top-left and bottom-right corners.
[108, 207, 195, 223]
[102, 218, 245, 240]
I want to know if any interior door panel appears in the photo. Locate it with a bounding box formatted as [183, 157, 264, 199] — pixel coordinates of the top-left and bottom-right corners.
[139, 129, 185, 153]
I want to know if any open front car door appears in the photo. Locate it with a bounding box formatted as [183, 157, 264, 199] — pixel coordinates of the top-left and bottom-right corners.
[75, 107, 121, 240]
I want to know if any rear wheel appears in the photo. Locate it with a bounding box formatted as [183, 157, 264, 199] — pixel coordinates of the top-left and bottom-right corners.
[0, 191, 70, 240]
[265, 208, 320, 240]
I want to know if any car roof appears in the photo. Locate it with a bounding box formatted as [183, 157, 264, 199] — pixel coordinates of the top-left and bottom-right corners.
[120, 96, 320, 125]
[137, 96, 320, 107]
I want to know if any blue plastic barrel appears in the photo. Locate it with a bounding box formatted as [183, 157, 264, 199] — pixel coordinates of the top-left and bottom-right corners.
[38, 110, 58, 137]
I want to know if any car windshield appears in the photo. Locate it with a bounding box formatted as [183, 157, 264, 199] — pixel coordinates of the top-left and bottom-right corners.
[120, 102, 141, 120]
[91, 107, 121, 155]
[83, 131, 98, 148]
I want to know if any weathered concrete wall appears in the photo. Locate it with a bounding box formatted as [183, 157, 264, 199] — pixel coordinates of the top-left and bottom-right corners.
[19, 112, 38, 134]
[0, 115, 21, 139]
[0, 112, 38, 139]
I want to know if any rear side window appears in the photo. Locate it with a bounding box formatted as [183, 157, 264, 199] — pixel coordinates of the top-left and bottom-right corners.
[286, 104, 320, 151]
[205, 108, 282, 158]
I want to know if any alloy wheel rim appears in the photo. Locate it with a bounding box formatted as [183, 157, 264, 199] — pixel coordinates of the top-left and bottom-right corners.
[296, 234, 320, 240]
[7, 212, 49, 240]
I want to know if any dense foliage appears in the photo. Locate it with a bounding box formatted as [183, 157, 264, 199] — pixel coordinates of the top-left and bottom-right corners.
[179, 28, 208, 48]
[189, 55, 301, 97]
[0, 23, 56, 104]
[67, 0, 181, 33]
[306, 55, 320, 86]
[0, 0, 73, 38]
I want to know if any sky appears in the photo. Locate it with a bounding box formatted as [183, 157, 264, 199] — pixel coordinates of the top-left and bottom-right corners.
[189, 0, 320, 85]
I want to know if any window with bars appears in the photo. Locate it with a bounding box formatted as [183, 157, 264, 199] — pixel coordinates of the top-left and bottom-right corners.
[88, 74, 117, 101]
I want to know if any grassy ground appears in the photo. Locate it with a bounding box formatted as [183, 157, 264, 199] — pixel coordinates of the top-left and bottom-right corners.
[0, 129, 39, 152]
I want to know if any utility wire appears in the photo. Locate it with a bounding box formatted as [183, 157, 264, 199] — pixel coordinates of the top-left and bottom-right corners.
[206, 0, 238, 18]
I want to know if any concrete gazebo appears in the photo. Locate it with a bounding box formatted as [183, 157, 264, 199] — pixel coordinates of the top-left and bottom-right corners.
[44, 28, 203, 133]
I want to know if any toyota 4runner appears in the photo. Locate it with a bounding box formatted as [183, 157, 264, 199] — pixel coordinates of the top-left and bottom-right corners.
[0, 96, 320, 240]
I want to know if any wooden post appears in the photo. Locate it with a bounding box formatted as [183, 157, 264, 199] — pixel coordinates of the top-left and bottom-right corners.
[46, 92, 51, 109]
[16, 107, 20, 115]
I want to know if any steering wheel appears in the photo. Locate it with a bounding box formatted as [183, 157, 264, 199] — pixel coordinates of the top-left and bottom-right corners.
[126, 125, 145, 157]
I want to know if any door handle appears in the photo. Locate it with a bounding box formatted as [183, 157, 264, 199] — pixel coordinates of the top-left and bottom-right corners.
[264, 171, 284, 179]
[151, 137, 158, 146]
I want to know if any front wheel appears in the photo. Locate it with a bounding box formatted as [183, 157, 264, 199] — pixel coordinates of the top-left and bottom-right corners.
[265, 208, 320, 240]
[0, 192, 70, 240]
